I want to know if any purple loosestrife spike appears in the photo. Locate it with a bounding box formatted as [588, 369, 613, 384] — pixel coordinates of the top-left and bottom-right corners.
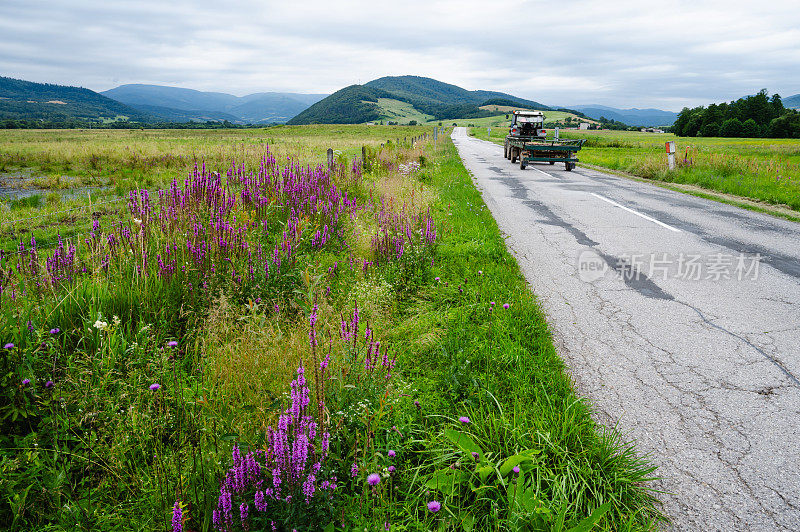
[459, 416, 470, 424]
[239, 502, 249, 527]
[367, 473, 380, 486]
[427, 500, 441, 513]
[171, 500, 183, 532]
[351, 463, 359, 478]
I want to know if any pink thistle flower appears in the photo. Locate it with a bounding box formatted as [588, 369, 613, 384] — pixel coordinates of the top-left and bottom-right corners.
[427, 500, 441, 513]
[459, 416, 470, 424]
[367, 473, 380, 486]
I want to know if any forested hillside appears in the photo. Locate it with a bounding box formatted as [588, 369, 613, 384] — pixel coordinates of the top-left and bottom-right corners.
[0, 77, 154, 123]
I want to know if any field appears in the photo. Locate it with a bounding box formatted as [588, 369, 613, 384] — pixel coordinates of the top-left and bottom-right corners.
[471, 128, 800, 212]
[0, 126, 662, 531]
[374, 99, 434, 124]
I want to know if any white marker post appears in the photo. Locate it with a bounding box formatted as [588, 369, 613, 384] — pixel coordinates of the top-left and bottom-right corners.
[554, 127, 560, 140]
[487, 127, 491, 138]
[666, 140, 676, 170]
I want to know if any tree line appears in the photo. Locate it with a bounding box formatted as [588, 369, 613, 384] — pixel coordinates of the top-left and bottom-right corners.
[673, 89, 800, 138]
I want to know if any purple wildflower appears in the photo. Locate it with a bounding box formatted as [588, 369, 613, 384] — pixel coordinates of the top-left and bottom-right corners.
[50, 328, 60, 335]
[22, 378, 30, 386]
[512, 466, 520, 474]
[4, 343, 13, 349]
[459, 416, 470, 424]
[45, 380, 54, 389]
[388, 465, 396, 473]
[427, 500, 441, 513]
[435, 277, 440, 282]
[503, 303, 510, 309]
[167, 340, 178, 347]
[471, 452, 479, 461]
[149, 383, 161, 391]
[387, 450, 396, 458]
[490, 301, 495, 306]
[414, 399, 421, 409]
[351, 463, 359, 478]
[367, 473, 380, 486]
[171, 500, 183, 532]
[239, 502, 249, 527]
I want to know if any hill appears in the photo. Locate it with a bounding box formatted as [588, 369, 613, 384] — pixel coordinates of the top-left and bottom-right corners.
[286, 85, 395, 125]
[102, 84, 327, 123]
[0, 76, 154, 123]
[783, 94, 800, 109]
[570, 105, 677, 127]
[289, 75, 551, 125]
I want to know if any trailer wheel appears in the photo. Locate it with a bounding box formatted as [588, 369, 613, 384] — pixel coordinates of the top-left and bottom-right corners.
[565, 162, 574, 171]
[510, 149, 517, 164]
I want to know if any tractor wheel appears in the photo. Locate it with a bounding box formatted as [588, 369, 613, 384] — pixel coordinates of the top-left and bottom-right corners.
[504, 142, 509, 159]
[511, 149, 517, 164]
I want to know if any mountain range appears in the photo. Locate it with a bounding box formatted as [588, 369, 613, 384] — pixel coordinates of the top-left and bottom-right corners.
[569, 105, 678, 127]
[101, 84, 327, 123]
[4, 74, 790, 127]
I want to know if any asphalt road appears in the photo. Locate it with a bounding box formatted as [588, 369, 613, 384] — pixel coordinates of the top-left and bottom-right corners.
[452, 127, 800, 530]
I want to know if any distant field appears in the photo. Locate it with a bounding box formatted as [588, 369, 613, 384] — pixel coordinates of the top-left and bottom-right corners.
[471, 128, 800, 211]
[374, 97, 434, 124]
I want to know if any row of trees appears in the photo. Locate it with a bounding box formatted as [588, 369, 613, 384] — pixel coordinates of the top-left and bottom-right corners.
[673, 89, 799, 138]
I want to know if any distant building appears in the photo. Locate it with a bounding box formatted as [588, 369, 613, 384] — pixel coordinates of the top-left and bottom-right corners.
[579, 122, 590, 130]
[639, 127, 665, 133]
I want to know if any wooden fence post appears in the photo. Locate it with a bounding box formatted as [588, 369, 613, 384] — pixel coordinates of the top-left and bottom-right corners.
[362, 145, 367, 170]
[327, 148, 333, 169]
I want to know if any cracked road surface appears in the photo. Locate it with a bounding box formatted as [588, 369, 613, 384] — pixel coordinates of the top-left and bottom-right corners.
[451, 127, 800, 530]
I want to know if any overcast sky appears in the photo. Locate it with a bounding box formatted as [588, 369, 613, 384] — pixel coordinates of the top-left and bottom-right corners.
[2, 0, 799, 111]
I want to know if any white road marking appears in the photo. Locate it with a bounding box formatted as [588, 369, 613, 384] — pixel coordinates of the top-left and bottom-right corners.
[590, 192, 682, 233]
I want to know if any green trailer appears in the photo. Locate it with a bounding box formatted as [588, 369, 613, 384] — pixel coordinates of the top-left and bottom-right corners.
[502, 110, 586, 171]
[504, 138, 586, 171]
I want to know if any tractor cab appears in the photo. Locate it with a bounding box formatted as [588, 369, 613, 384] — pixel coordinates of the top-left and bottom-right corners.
[509, 110, 546, 138]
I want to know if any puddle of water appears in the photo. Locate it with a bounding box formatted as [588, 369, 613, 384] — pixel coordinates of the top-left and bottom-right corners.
[0, 170, 110, 201]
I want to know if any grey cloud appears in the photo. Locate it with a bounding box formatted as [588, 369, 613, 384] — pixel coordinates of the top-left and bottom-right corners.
[1, 0, 798, 110]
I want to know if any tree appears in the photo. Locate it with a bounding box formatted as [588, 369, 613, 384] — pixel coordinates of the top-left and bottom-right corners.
[719, 118, 744, 137]
[741, 118, 760, 138]
[767, 111, 800, 138]
[699, 122, 720, 137]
